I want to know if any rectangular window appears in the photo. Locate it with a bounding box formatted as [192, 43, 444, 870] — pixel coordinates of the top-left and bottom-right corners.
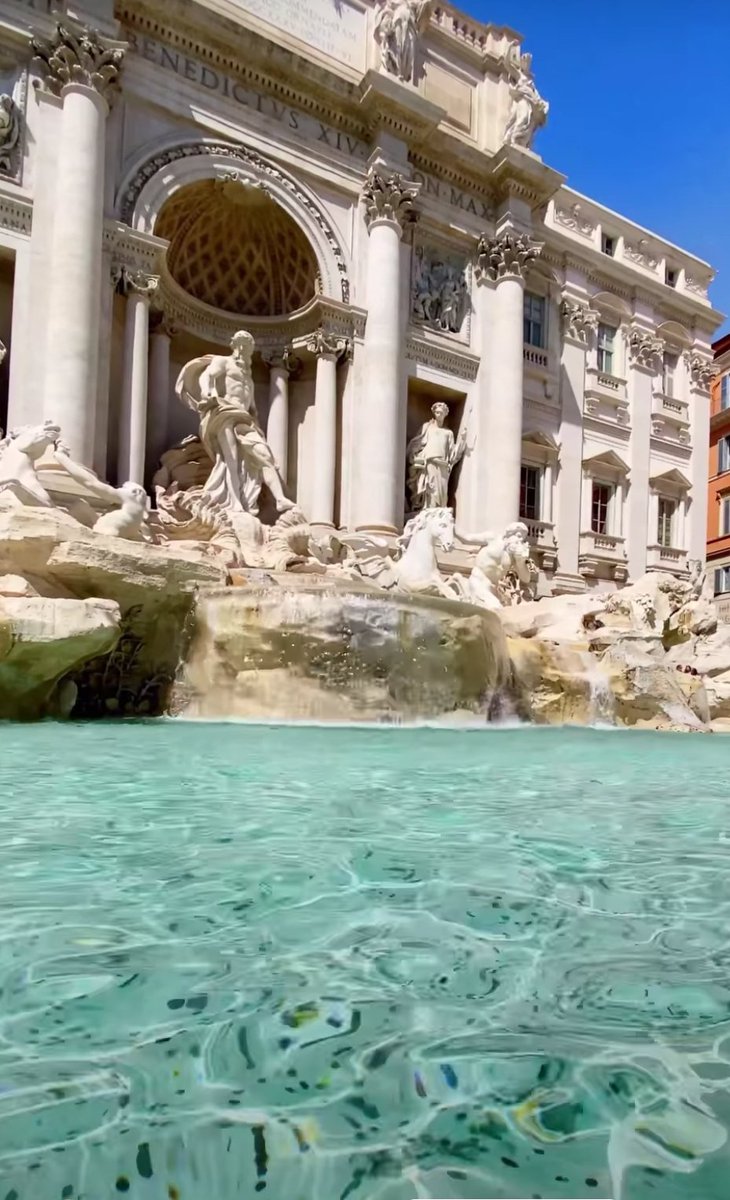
[657, 497, 676, 548]
[520, 465, 541, 521]
[523, 293, 546, 349]
[721, 375, 730, 411]
[663, 352, 678, 397]
[722, 496, 730, 537]
[601, 233, 615, 257]
[719, 436, 730, 474]
[597, 323, 615, 375]
[715, 565, 730, 595]
[665, 266, 677, 288]
[591, 482, 613, 535]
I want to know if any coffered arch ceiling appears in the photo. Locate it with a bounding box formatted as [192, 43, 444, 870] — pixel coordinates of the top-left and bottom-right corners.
[154, 176, 320, 318]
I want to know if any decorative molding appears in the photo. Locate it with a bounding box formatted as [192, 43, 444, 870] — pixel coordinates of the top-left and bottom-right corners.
[560, 298, 599, 344]
[585, 271, 633, 301]
[0, 193, 32, 236]
[0, 338, 6, 366]
[32, 22, 125, 104]
[624, 239, 658, 272]
[361, 168, 419, 235]
[628, 327, 664, 372]
[118, 141, 350, 304]
[685, 274, 710, 298]
[103, 220, 166, 276]
[405, 333, 479, 381]
[154, 262, 364, 351]
[554, 202, 594, 238]
[475, 231, 541, 283]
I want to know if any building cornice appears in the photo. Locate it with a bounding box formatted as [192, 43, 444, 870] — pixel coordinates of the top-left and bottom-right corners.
[544, 228, 724, 332]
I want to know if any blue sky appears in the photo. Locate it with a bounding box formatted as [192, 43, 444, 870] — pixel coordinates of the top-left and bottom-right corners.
[469, 0, 729, 336]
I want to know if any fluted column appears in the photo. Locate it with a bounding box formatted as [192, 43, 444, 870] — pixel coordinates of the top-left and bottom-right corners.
[33, 23, 124, 463]
[146, 313, 175, 478]
[354, 167, 419, 532]
[307, 331, 348, 526]
[475, 231, 541, 531]
[117, 269, 158, 484]
[264, 348, 297, 484]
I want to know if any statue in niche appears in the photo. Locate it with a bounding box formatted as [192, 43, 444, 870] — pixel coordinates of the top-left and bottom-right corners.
[503, 54, 548, 149]
[406, 401, 467, 511]
[374, 0, 432, 84]
[175, 330, 294, 519]
[412, 247, 468, 333]
[0, 94, 19, 174]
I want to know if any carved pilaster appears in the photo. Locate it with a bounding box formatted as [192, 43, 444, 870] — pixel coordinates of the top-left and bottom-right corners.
[475, 231, 541, 283]
[306, 330, 350, 359]
[628, 327, 663, 372]
[32, 22, 125, 105]
[361, 168, 419, 235]
[559, 298, 599, 344]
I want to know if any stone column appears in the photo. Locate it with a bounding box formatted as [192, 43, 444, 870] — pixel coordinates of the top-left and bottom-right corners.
[648, 489, 659, 546]
[354, 167, 418, 532]
[687, 352, 714, 562]
[627, 329, 662, 579]
[117, 269, 158, 484]
[475, 231, 541, 532]
[146, 313, 175, 479]
[543, 459, 554, 523]
[264, 348, 297, 484]
[555, 298, 596, 590]
[307, 331, 348, 526]
[32, 24, 124, 463]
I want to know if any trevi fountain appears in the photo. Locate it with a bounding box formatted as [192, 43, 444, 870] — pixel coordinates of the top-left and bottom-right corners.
[2, 3, 730, 1200]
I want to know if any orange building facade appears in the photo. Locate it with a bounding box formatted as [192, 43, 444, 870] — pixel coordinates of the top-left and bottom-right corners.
[708, 333, 730, 597]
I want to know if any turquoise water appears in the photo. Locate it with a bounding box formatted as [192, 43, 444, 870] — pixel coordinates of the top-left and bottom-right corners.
[1, 725, 730, 1200]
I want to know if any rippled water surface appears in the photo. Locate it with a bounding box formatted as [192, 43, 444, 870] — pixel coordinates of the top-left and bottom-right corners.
[2, 723, 730, 1199]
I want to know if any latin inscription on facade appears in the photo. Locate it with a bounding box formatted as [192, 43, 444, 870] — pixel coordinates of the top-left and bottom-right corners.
[235, 0, 367, 72]
[412, 170, 492, 222]
[126, 31, 368, 161]
[125, 34, 489, 219]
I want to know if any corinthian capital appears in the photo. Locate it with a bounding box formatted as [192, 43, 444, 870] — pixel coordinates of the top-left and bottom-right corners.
[117, 266, 158, 298]
[628, 327, 663, 372]
[361, 168, 419, 235]
[32, 22, 125, 104]
[307, 330, 349, 359]
[475, 231, 541, 283]
[687, 352, 716, 391]
[560, 298, 599, 344]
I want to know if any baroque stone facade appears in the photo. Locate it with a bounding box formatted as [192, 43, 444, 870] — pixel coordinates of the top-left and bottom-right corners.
[0, 0, 722, 593]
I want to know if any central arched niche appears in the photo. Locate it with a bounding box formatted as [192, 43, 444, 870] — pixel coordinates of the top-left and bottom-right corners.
[154, 177, 320, 317]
